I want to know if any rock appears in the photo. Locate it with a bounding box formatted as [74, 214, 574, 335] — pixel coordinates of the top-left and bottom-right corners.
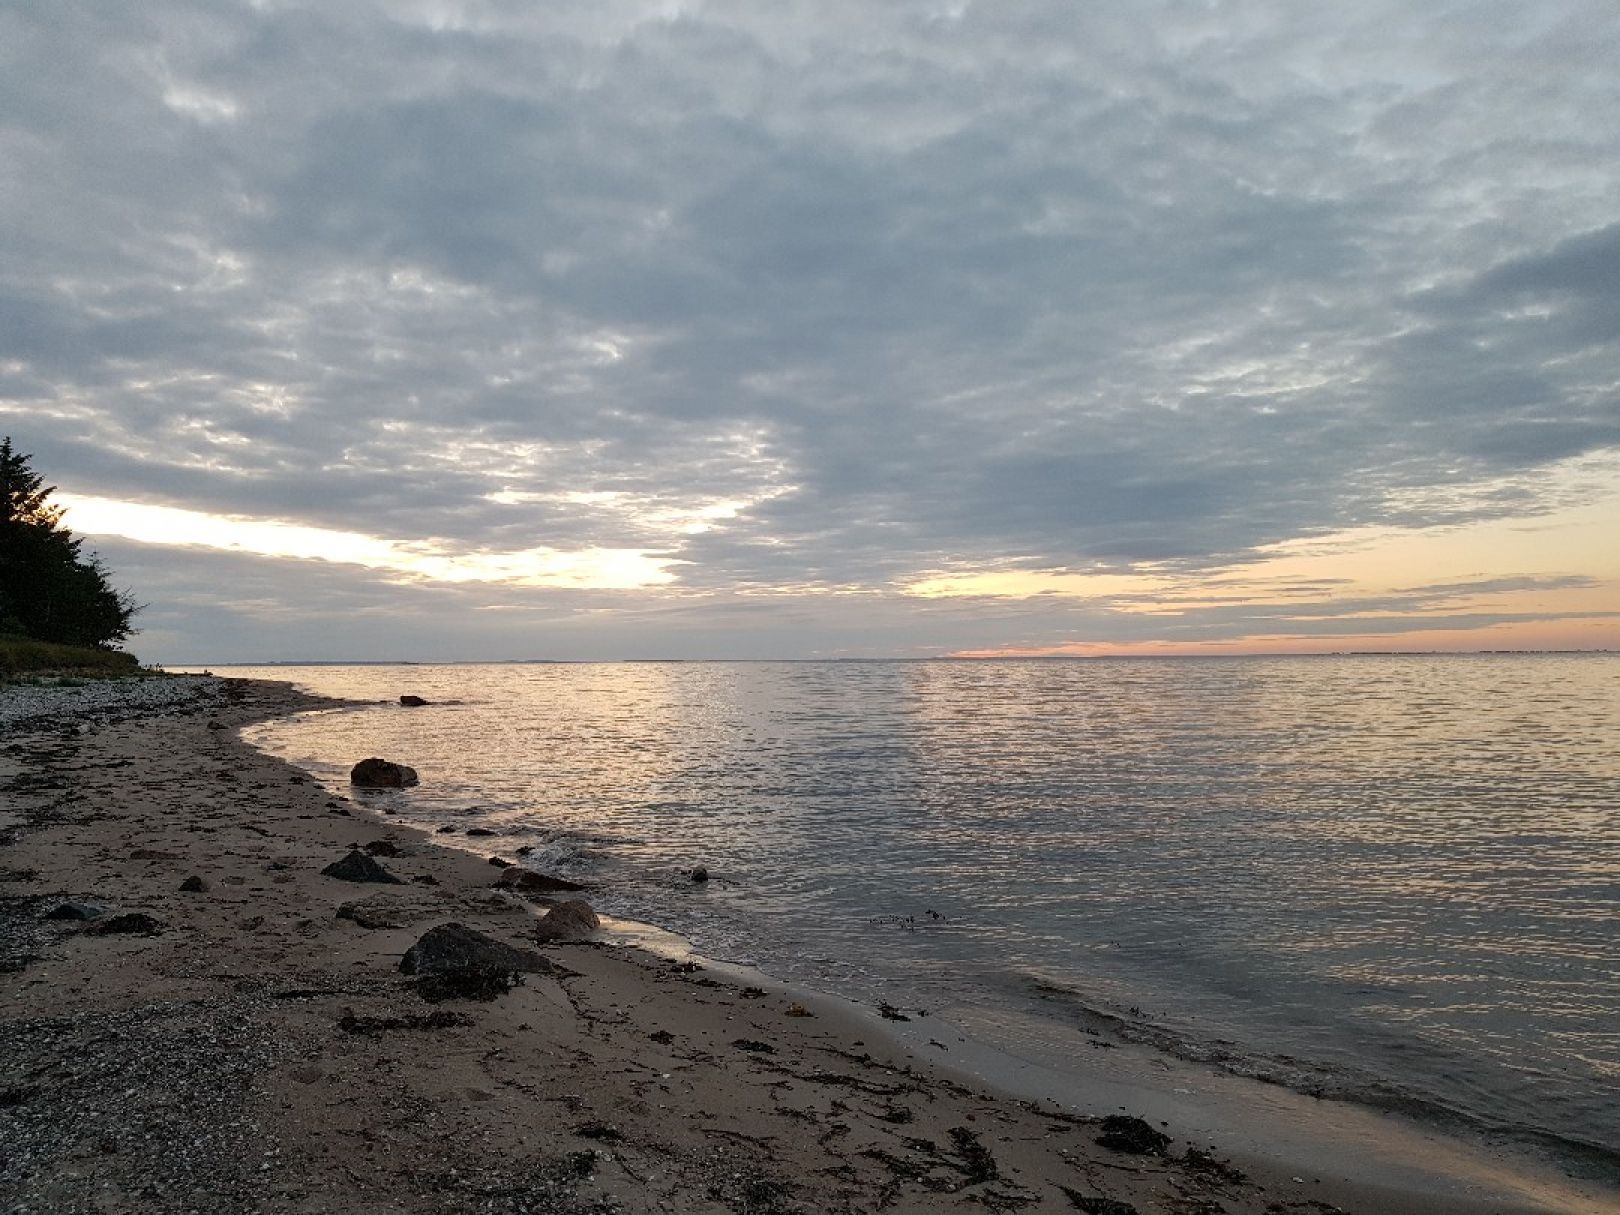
[690, 866, 709, 883]
[514, 845, 534, 856]
[487, 856, 513, 869]
[398, 695, 429, 707]
[178, 876, 208, 893]
[337, 899, 405, 930]
[1095, 1115, 1170, 1156]
[401, 921, 571, 978]
[364, 839, 402, 857]
[417, 967, 516, 1002]
[533, 899, 600, 942]
[436, 825, 457, 834]
[466, 827, 497, 837]
[497, 867, 588, 894]
[87, 912, 164, 936]
[206, 720, 228, 731]
[43, 901, 105, 922]
[349, 757, 419, 788]
[460, 888, 529, 915]
[321, 850, 403, 884]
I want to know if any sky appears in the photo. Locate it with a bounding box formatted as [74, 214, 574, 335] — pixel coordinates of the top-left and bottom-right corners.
[2, 0, 1617, 662]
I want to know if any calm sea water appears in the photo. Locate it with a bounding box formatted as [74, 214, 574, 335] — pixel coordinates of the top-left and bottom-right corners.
[220, 657, 1619, 1173]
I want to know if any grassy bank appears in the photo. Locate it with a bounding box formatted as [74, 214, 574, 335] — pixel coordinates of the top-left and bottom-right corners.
[0, 634, 142, 682]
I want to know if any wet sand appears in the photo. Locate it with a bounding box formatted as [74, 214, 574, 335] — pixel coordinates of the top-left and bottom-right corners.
[0, 677, 1607, 1214]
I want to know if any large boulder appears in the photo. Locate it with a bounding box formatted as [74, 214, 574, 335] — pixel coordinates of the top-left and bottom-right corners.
[350, 758, 419, 788]
[401, 921, 570, 977]
[322, 849, 403, 884]
[533, 899, 600, 942]
[497, 867, 588, 894]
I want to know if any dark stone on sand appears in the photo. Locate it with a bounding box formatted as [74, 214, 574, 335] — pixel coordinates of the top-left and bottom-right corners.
[364, 839, 402, 857]
[398, 695, 429, 707]
[44, 901, 105, 922]
[321, 849, 403, 884]
[87, 912, 164, 936]
[1095, 1115, 1170, 1156]
[533, 898, 600, 942]
[413, 874, 441, 886]
[402, 923, 572, 1001]
[466, 827, 497, 837]
[436, 825, 456, 834]
[400, 921, 568, 978]
[515, 844, 534, 856]
[349, 757, 419, 788]
[417, 967, 516, 1002]
[206, 720, 228, 731]
[178, 876, 208, 893]
[690, 866, 709, 883]
[487, 856, 513, 868]
[497, 867, 588, 894]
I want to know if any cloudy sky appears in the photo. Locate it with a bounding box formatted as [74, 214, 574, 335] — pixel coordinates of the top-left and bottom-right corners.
[3, 1, 1617, 661]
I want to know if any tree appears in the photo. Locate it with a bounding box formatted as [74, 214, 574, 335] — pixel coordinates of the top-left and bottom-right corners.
[0, 437, 139, 648]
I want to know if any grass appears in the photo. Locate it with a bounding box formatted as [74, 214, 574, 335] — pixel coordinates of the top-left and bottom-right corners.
[0, 634, 144, 684]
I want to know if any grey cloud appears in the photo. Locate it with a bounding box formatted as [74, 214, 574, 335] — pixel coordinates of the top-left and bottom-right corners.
[3, 1, 1618, 656]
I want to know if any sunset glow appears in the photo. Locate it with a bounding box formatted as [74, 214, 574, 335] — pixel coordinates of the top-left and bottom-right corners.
[56, 494, 676, 591]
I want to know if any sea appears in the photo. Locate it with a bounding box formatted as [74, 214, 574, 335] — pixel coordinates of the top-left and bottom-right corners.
[207, 655, 1619, 1180]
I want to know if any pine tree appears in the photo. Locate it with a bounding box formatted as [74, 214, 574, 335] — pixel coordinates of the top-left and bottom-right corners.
[0, 437, 138, 648]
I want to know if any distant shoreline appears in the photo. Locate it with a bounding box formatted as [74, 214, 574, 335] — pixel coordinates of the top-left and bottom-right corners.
[171, 649, 1617, 667]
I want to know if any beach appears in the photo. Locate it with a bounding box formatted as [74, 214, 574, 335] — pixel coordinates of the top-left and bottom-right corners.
[0, 677, 1608, 1214]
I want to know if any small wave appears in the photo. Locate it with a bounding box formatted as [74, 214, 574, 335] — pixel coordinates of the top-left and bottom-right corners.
[1020, 974, 1620, 1184]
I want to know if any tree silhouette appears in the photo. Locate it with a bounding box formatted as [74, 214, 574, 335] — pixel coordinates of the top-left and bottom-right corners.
[0, 437, 138, 648]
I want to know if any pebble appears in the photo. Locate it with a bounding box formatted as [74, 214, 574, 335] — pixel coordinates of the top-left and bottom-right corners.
[0, 676, 228, 730]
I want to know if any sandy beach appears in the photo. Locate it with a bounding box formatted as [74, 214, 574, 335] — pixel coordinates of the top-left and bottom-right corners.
[0, 677, 1607, 1214]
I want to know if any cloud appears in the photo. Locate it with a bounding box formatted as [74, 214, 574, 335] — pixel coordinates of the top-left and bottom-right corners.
[2, 1, 1618, 657]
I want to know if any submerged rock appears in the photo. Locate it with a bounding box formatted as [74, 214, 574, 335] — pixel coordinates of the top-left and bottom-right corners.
[349, 757, 419, 788]
[497, 867, 588, 894]
[690, 866, 709, 883]
[178, 876, 208, 893]
[533, 899, 600, 942]
[321, 849, 403, 884]
[398, 695, 429, 707]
